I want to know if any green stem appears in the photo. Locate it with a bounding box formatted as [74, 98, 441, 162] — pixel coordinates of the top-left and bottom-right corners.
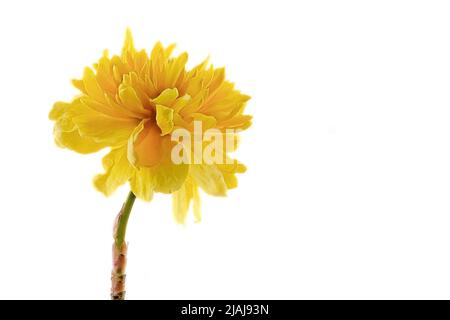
[111, 191, 136, 300]
[114, 191, 136, 247]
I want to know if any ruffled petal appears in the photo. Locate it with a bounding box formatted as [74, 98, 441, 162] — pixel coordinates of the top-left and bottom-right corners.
[190, 112, 217, 130]
[130, 121, 164, 167]
[49, 102, 68, 120]
[216, 159, 247, 190]
[152, 88, 179, 106]
[54, 124, 106, 154]
[127, 119, 146, 166]
[149, 160, 189, 194]
[51, 101, 108, 154]
[172, 178, 193, 224]
[190, 164, 227, 196]
[93, 146, 133, 196]
[172, 177, 201, 224]
[118, 84, 150, 117]
[192, 182, 201, 222]
[155, 104, 174, 135]
[222, 173, 238, 189]
[129, 168, 154, 201]
[82, 67, 108, 104]
[128, 120, 189, 196]
[217, 114, 252, 130]
[72, 101, 139, 146]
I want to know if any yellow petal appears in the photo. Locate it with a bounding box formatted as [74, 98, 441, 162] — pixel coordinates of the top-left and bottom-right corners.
[217, 114, 252, 130]
[72, 102, 139, 146]
[122, 28, 135, 55]
[82, 67, 107, 104]
[130, 167, 154, 201]
[166, 52, 188, 88]
[49, 102, 69, 120]
[94, 51, 117, 96]
[190, 113, 217, 130]
[150, 42, 165, 89]
[192, 182, 201, 223]
[118, 84, 149, 117]
[180, 89, 207, 116]
[130, 135, 188, 196]
[71, 79, 86, 94]
[164, 43, 176, 58]
[81, 97, 135, 119]
[172, 179, 193, 224]
[173, 112, 191, 129]
[156, 104, 174, 135]
[190, 164, 227, 196]
[150, 160, 189, 194]
[51, 101, 108, 154]
[93, 146, 133, 196]
[190, 56, 210, 74]
[216, 159, 246, 190]
[54, 124, 106, 154]
[131, 121, 165, 167]
[127, 119, 146, 166]
[172, 177, 201, 224]
[152, 88, 179, 106]
[56, 115, 75, 132]
[172, 94, 191, 113]
[127, 72, 152, 103]
[207, 67, 225, 93]
[223, 173, 238, 189]
[200, 80, 250, 115]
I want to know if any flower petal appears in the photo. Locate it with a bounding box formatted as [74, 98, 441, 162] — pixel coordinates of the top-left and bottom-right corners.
[51, 101, 108, 154]
[93, 146, 133, 196]
[190, 113, 217, 130]
[131, 121, 164, 167]
[72, 102, 139, 146]
[172, 177, 201, 224]
[166, 52, 188, 88]
[152, 88, 179, 106]
[217, 114, 252, 130]
[155, 104, 174, 136]
[222, 173, 238, 189]
[127, 119, 146, 166]
[54, 125, 106, 154]
[82, 67, 108, 104]
[172, 178, 193, 224]
[192, 182, 201, 223]
[118, 84, 149, 117]
[130, 168, 154, 201]
[49, 102, 69, 120]
[190, 164, 227, 196]
[150, 160, 189, 194]
[122, 28, 135, 55]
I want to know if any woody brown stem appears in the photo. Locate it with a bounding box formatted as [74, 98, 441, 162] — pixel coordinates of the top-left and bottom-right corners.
[111, 191, 136, 300]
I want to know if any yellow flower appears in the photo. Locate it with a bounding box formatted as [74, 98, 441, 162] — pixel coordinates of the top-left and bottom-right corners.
[49, 30, 251, 223]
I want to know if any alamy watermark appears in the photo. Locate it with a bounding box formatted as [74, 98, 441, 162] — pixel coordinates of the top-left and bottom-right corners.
[171, 121, 241, 165]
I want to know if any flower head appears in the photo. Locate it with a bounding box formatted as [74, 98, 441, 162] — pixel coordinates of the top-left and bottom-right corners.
[49, 30, 251, 223]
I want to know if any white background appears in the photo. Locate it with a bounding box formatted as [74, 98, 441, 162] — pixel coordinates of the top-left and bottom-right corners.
[0, 0, 450, 299]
